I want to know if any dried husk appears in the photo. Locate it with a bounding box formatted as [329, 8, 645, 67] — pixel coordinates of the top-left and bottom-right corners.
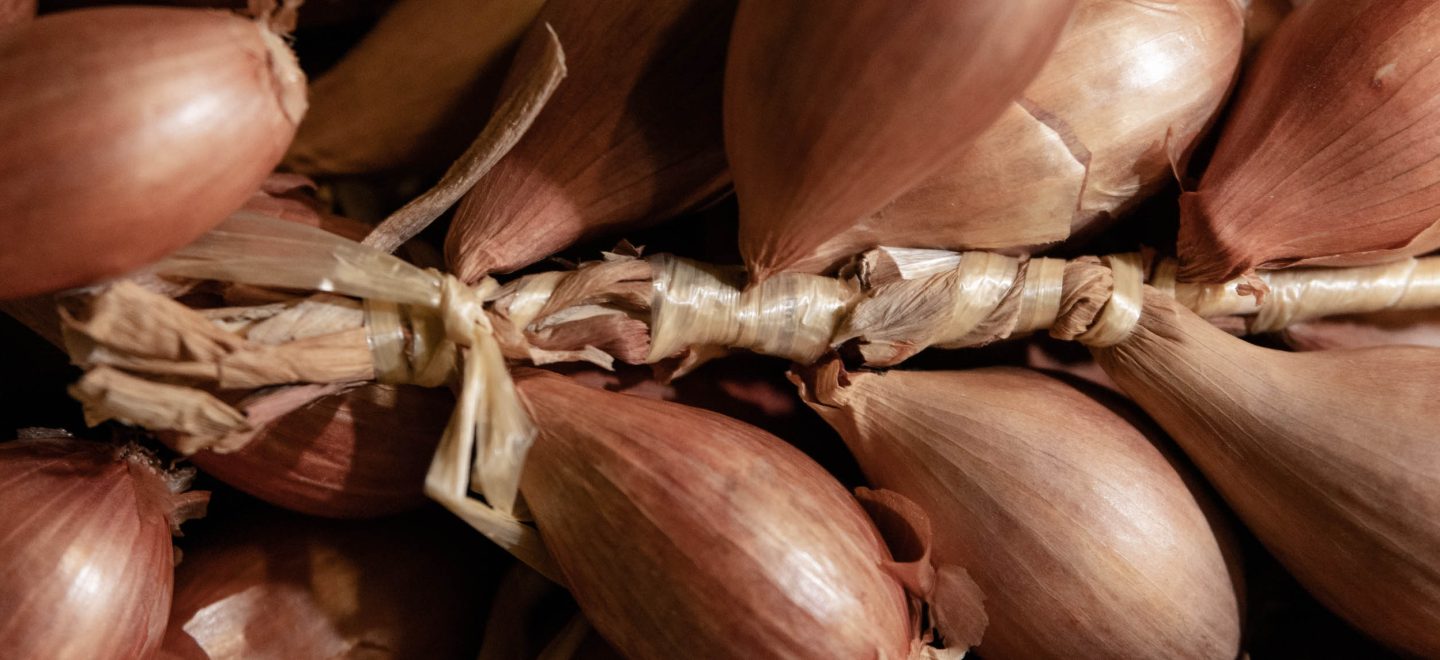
[42, 185, 449, 518]
[283, 0, 543, 175]
[162, 508, 497, 659]
[1282, 309, 1440, 350]
[0, 7, 306, 298]
[512, 369, 943, 659]
[445, 0, 733, 280]
[867, 0, 1242, 253]
[1091, 288, 1440, 656]
[727, 0, 1076, 279]
[798, 363, 1243, 659]
[1177, 0, 1440, 282]
[0, 435, 208, 660]
[362, 25, 566, 254]
[170, 384, 453, 518]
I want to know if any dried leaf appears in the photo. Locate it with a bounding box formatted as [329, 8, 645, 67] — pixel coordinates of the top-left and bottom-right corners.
[363, 24, 567, 254]
[445, 0, 734, 280]
[69, 366, 250, 442]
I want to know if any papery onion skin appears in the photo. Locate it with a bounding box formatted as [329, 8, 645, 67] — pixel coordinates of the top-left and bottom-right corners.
[445, 0, 733, 281]
[866, 0, 1243, 255]
[800, 364, 1243, 659]
[1177, 0, 1440, 282]
[169, 384, 452, 519]
[514, 369, 915, 660]
[726, 0, 1075, 279]
[0, 437, 203, 660]
[162, 507, 500, 660]
[0, 7, 306, 299]
[1093, 289, 1440, 656]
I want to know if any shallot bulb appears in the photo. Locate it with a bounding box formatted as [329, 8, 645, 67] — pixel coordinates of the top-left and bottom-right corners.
[285, 0, 544, 175]
[1177, 0, 1440, 281]
[1093, 289, 1440, 655]
[513, 369, 944, 659]
[445, 0, 733, 280]
[872, 0, 1243, 252]
[799, 363, 1243, 659]
[0, 7, 306, 298]
[170, 384, 453, 518]
[163, 507, 501, 659]
[476, 564, 623, 660]
[1282, 309, 1440, 351]
[726, 0, 1076, 279]
[0, 435, 207, 660]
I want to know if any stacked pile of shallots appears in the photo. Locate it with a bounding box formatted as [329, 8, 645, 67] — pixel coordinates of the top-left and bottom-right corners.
[3, 0, 1439, 657]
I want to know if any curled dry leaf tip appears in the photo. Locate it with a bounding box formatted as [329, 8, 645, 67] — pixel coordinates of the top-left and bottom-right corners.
[444, 0, 733, 281]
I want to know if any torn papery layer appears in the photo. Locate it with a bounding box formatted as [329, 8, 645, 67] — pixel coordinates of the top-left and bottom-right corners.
[60, 211, 563, 579]
[823, 247, 1440, 365]
[56, 211, 1440, 584]
[66, 218, 1440, 448]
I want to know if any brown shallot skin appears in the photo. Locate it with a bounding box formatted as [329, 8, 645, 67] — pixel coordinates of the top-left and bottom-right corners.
[169, 384, 452, 519]
[800, 364, 1242, 659]
[870, 0, 1243, 255]
[445, 0, 733, 281]
[513, 369, 915, 660]
[162, 508, 499, 660]
[1004, 0, 1241, 239]
[726, 0, 1075, 280]
[1177, 0, 1440, 282]
[1282, 309, 1440, 351]
[0, 0, 33, 27]
[0, 7, 306, 299]
[1093, 290, 1440, 656]
[284, 0, 543, 175]
[0, 438, 206, 660]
